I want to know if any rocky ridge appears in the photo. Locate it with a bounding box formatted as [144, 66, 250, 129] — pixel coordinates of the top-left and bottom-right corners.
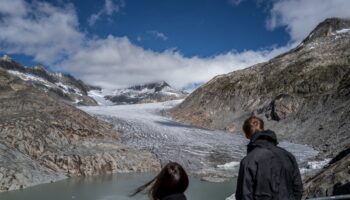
[0, 68, 160, 192]
[170, 18, 350, 158]
[0, 55, 98, 106]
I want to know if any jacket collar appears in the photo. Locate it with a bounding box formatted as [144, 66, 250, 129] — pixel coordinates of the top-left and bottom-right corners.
[247, 130, 278, 153]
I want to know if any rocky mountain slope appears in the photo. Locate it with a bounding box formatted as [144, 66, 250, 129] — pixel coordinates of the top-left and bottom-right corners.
[170, 18, 350, 198]
[90, 81, 187, 105]
[0, 55, 98, 106]
[0, 68, 160, 192]
[170, 18, 350, 158]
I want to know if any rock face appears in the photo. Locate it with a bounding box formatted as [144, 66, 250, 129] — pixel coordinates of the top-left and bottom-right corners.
[170, 18, 350, 158]
[304, 147, 350, 198]
[0, 69, 160, 192]
[0, 56, 98, 106]
[91, 81, 187, 105]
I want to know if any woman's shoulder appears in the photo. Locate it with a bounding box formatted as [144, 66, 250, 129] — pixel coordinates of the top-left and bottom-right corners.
[161, 193, 187, 200]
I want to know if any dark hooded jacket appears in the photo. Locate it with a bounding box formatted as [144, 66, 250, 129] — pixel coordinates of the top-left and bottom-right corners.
[161, 193, 187, 200]
[235, 130, 303, 200]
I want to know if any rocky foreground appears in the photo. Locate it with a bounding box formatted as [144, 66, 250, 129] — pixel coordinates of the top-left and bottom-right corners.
[0, 69, 160, 192]
[304, 147, 350, 197]
[169, 18, 350, 197]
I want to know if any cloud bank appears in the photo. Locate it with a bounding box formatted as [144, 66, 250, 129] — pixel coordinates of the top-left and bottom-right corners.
[63, 36, 290, 89]
[0, 0, 349, 89]
[0, 0, 83, 64]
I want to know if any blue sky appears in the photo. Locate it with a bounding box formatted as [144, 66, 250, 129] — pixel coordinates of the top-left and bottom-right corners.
[10, 0, 290, 65]
[0, 0, 349, 89]
[76, 0, 289, 57]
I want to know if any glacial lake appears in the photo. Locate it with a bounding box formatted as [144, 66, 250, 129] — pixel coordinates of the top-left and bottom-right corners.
[0, 172, 236, 200]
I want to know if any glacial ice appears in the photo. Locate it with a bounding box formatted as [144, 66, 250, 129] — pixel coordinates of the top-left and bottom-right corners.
[80, 100, 318, 177]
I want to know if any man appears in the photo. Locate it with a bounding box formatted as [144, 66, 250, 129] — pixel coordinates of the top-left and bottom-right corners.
[235, 116, 303, 200]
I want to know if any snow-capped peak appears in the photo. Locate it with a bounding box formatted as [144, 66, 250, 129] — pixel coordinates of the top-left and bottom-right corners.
[89, 81, 187, 105]
[1, 55, 13, 62]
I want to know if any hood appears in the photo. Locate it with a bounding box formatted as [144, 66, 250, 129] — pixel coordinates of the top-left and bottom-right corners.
[247, 130, 278, 153]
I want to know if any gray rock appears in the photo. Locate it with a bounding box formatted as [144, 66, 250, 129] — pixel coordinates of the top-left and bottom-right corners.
[303, 147, 350, 198]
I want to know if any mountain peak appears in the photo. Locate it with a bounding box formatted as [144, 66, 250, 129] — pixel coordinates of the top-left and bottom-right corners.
[128, 81, 171, 92]
[1, 54, 13, 62]
[303, 17, 350, 43]
[33, 64, 46, 71]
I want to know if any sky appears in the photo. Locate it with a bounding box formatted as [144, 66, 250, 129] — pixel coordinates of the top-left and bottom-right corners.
[0, 0, 350, 89]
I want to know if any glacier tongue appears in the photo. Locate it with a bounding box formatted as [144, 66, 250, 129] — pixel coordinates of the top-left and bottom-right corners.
[79, 100, 318, 178]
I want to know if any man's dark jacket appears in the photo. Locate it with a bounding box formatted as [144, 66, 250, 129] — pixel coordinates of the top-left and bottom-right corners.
[235, 130, 303, 200]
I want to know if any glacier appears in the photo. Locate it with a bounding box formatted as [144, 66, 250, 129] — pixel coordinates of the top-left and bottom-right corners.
[79, 100, 318, 178]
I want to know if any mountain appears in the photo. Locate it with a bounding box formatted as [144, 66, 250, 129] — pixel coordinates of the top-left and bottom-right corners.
[169, 18, 350, 197]
[90, 81, 187, 105]
[0, 56, 98, 106]
[0, 68, 160, 191]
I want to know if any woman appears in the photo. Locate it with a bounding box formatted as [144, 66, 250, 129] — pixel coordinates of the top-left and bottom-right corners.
[131, 162, 189, 200]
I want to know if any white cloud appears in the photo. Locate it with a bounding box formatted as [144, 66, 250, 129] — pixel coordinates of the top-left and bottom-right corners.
[0, 0, 27, 16]
[147, 30, 168, 41]
[88, 0, 125, 26]
[0, 0, 83, 64]
[0, 0, 347, 90]
[62, 35, 292, 89]
[266, 0, 350, 41]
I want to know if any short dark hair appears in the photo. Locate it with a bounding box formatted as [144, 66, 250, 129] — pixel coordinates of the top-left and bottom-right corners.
[131, 162, 189, 200]
[242, 116, 264, 137]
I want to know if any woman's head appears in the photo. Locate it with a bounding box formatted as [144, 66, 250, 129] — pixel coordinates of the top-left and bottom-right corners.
[131, 162, 189, 200]
[151, 162, 189, 199]
[242, 116, 264, 139]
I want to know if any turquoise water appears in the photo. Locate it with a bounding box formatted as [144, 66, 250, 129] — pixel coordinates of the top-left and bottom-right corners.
[0, 173, 236, 200]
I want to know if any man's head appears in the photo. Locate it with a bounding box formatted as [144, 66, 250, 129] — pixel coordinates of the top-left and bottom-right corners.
[242, 116, 264, 139]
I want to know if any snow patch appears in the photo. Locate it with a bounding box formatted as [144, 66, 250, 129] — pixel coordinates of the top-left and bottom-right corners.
[226, 194, 236, 200]
[300, 159, 330, 174]
[336, 28, 350, 34]
[217, 161, 240, 170]
[55, 82, 82, 96]
[8, 69, 84, 100]
[8, 70, 54, 88]
[88, 90, 114, 106]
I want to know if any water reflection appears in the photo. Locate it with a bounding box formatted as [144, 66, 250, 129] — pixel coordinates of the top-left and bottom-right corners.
[0, 173, 236, 200]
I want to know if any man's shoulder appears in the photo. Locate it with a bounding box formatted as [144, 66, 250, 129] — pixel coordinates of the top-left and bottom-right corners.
[242, 147, 274, 164]
[279, 147, 300, 167]
[275, 146, 298, 161]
